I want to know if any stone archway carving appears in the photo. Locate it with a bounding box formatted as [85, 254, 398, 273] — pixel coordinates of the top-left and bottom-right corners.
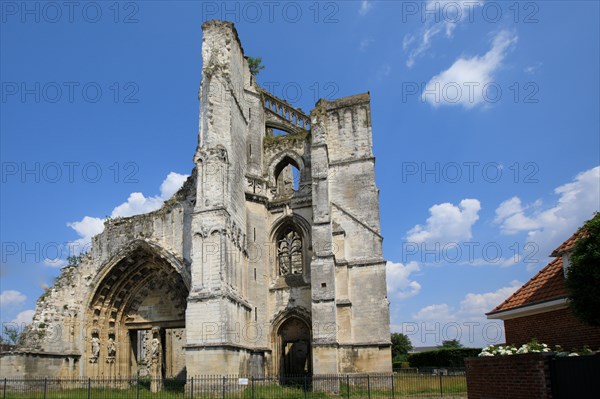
[85, 241, 189, 378]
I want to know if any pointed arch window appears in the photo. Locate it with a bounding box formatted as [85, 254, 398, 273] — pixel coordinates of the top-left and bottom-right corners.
[277, 226, 303, 276]
[274, 156, 300, 199]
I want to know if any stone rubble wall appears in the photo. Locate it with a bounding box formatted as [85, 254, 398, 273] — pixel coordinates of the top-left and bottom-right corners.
[9, 20, 392, 379]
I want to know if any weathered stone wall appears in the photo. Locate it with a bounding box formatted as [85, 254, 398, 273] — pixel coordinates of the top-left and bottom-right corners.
[186, 20, 255, 376]
[0, 353, 78, 378]
[14, 19, 391, 379]
[309, 95, 391, 373]
[13, 173, 196, 378]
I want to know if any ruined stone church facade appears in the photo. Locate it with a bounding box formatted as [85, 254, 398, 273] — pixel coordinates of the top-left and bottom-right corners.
[2, 21, 391, 378]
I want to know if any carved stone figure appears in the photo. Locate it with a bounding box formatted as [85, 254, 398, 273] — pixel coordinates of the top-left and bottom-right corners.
[106, 337, 116, 363]
[90, 337, 100, 363]
[151, 337, 160, 364]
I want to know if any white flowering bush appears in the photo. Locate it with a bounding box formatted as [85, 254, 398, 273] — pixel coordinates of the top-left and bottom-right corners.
[479, 339, 592, 357]
[479, 344, 518, 356]
[516, 340, 551, 354]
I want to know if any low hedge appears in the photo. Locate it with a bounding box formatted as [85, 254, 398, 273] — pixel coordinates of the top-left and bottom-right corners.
[408, 348, 481, 368]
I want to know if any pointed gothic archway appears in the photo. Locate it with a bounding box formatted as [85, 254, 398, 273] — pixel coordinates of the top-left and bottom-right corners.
[275, 316, 312, 377]
[85, 241, 189, 379]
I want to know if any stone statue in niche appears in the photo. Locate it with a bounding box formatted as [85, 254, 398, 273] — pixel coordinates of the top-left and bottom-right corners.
[106, 337, 116, 363]
[90, 336, 100, 363]
[149, 328, 163, 393]
[150, 337, 161, 364]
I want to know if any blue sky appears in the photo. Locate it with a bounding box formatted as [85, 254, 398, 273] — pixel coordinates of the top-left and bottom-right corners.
[1, 1, 599, 348]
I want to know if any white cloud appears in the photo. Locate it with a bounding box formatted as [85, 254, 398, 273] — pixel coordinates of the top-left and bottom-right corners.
[12, 309, 35, 325]
[422, 30, 518, 108]
[359, 38, 373, 51]
[405, 24, 443, 68]
[376, 63, 392, 80]
[406, 198, 481, 245]
[386, 261, 422, 299]
[111, 172, 188, 218]
[67, 216, 105, 241]
[159, 172, 189, 200]
[66, 216, 105, 254]
[404, 0, 485, 68]
[110, 192, 165, 218]
[413, 303, 454, 321]
[407, 281, 521, 346]
[43, 258, 68, 268]
[524, 62, 542, 75]
[494, 197, 541, 234]
[358, 0, 372, 16]
[494, 166, 600, 261]
[0, 290, 26, 307]
[1, 291, 31, 327]
[459, 280, 521, 316]
[67, 172, 189, 252]
[465, 256, 521, 268]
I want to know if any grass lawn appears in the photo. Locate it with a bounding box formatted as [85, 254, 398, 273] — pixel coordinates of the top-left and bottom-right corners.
[2, 375, 467, 399]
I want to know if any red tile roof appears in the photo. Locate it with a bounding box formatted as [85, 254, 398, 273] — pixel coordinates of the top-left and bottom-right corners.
[489, 215, 598, 316]
[550, 228, 585, 256]
[487, 257, 568, 315]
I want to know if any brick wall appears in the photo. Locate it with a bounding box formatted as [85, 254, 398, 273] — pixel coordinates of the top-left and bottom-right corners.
[504, 308, 600, 350]
[465, 354, 553, 399]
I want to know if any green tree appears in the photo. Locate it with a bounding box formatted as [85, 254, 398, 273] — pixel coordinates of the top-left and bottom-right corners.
[441, 339, 463, 348]
[565, 213, 600, 326]
[2, 325, 19, 346]
[247, 56, 265, 76]
[391, 333, 413, 360]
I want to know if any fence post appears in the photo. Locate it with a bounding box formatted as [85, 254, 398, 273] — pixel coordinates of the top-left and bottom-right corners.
[87, 378, 91, 399]
[3, 377, 6, 399]
[191, 377, 194, 399]
[251, 375, 254, 399]
[346, 374, 350, 399]
[439, 373, 443, 398]
[43, 378, 47, 399]
[222, 376, 226, 399]
[391, 373, 395, 399]
[303, 374, 308, 399]
[367, 374, 371, 399]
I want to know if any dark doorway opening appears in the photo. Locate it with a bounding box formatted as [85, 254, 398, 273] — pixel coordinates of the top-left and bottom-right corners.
[278, 317, 311, 379]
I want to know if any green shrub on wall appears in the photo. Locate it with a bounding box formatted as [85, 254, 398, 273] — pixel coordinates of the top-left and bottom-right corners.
[408, 348, 481, 368]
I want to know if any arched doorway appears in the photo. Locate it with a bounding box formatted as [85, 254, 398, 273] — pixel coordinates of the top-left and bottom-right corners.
[277, 317, 311, 376]
[86, 243, 189, 379]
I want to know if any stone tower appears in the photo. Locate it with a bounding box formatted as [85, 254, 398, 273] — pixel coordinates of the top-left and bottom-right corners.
[1, 20, 391, 378]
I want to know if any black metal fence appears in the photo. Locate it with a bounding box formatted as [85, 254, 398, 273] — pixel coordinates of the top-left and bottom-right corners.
[550, 355, 600, 399]
[1, 373, 467, 399]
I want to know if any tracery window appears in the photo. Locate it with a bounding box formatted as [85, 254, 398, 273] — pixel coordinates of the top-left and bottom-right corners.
[277, 227, 303, 275]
